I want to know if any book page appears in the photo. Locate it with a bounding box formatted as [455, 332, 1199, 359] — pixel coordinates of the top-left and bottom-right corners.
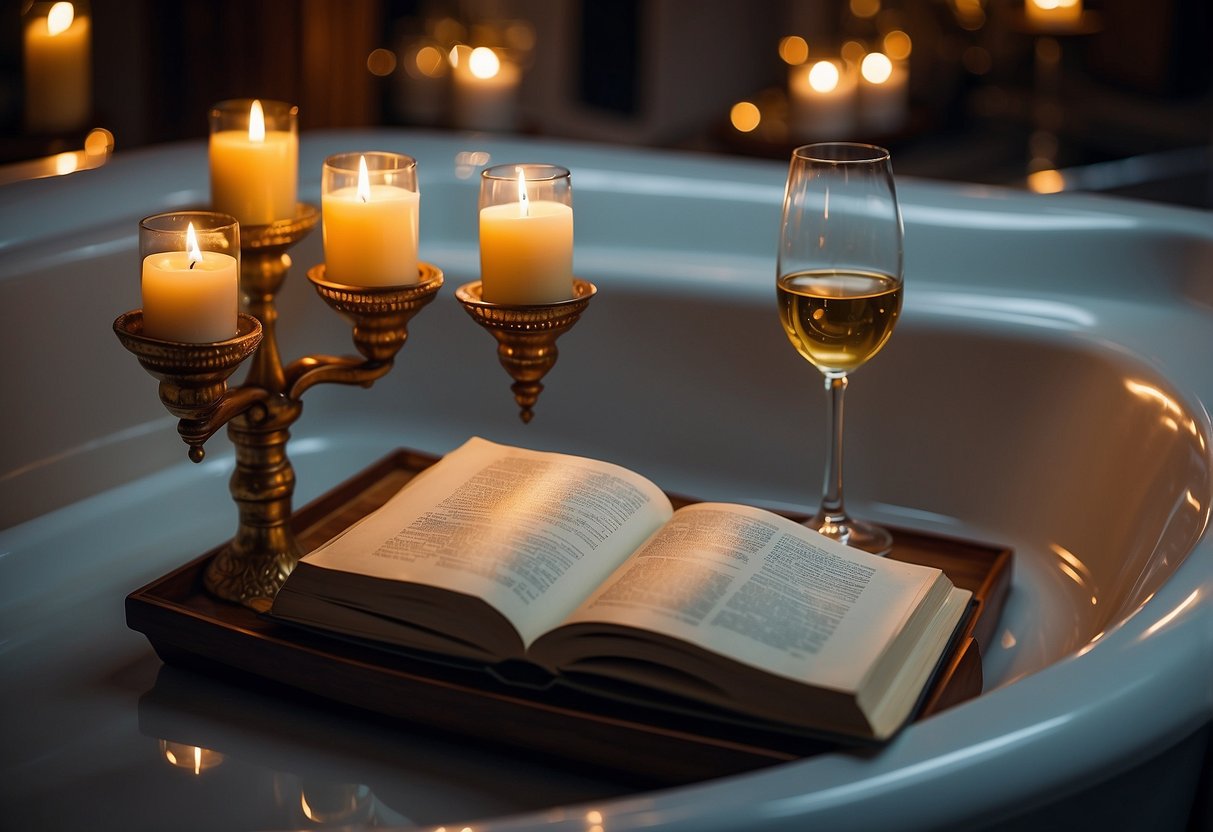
[556, 502, 943, 691]
[300, 437, 674, 646]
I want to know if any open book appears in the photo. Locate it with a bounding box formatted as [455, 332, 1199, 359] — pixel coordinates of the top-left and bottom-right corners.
[271, 437, 971, 742]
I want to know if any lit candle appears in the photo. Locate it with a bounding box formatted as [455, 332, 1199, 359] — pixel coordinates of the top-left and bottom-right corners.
[321, 152, 421, 286]
[209, 99, 298, 226]
[141, 219, 239, 343]
[788, 59, 857, 141]
[858, 52, 908, 134]
[479, 164, 574, 304]
[22, 1, 91, 133]
[451, 46, 521, 132]
[1025, 0, 1083, 30]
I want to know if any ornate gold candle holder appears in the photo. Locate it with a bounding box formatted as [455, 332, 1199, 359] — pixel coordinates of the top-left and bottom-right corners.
[115, 203, 444, 610]
[455, 278, 596, 422]
[113, 311, 266, 461]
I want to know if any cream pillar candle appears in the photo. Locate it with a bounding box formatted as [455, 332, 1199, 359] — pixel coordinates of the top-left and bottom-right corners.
[23, 2, 91, 133]
[141, 222, 239, 343]
[321, 153, 421, 286]
[479, 165, 574, 304]
[859, 52, 909, 134]
[789, 60, 857, 141]
[451, 46, 521, 132]
[209, 99, 298, 226]
[1026, 0, 1083, 30]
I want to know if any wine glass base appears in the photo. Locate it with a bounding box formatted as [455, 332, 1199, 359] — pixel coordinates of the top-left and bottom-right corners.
[807, 514, 893, 556]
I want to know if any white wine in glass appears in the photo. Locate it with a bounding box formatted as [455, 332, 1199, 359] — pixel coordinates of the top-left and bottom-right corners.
[776, 143, 904, 555]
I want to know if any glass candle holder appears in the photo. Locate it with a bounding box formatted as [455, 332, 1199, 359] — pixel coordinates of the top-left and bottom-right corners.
[321, 151, 420, 287]
[209, 98, 299, 227]
[140, 211, 240, 343]
[478, 163, 574, 304]
[22, 0, 92, 134]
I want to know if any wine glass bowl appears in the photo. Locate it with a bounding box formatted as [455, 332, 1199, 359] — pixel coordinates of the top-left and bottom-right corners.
[777, 142, 904, 555]
[776, 270, 902, 375]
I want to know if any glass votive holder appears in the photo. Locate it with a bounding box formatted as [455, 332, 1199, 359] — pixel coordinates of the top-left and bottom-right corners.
[321, 151, 420, 287]
[139, 211, 240, 343]
[478, 163, 574, 304]
[208, 98, 299, 227]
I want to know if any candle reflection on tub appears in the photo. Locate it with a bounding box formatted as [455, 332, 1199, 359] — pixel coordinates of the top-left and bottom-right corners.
[159, 740, 224, 774]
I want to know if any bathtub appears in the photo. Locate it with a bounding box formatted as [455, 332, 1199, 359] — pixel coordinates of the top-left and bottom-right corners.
[0, 130, 1210, 831]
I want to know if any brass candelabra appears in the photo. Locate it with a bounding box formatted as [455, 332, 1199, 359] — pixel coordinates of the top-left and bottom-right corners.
[114, 204, 443, 610]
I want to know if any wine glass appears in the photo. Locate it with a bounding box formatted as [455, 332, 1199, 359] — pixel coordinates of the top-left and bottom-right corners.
[776, 142, 904, 555]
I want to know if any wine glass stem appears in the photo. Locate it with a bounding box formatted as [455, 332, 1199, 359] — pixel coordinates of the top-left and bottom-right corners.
[819, 371, 849, 526]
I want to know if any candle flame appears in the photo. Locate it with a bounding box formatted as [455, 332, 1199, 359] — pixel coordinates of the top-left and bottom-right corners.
[861, 52, 893, 84]
[186, 222, 202, 267]
[516, 168, 529, 217]
[357, 155, 370, 202]
[47, 2, 74, 36]
[469, 47, 501, 80]
[248, 99, 265, 142]
[808, 61, 840, 93]
[193, 746, 202, 775]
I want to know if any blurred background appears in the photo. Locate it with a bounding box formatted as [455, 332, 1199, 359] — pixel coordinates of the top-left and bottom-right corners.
[3, 0, 1210, 206]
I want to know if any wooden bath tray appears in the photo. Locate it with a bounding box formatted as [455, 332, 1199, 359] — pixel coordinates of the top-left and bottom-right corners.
[126, 448, 1013, 784]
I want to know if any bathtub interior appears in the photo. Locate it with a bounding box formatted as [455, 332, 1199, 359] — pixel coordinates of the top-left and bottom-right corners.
[0, 140, 1210, 829]
[3, 159, 1209, 696]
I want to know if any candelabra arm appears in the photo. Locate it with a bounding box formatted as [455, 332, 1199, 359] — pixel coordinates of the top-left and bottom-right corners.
[284, 355, 392, 400]
[176, 385, 274, 462]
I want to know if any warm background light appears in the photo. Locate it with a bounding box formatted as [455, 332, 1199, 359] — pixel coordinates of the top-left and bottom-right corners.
[366, 48, 397, 77]
[953, 0, 987, 30]
[413, 44, 445, 78]
[730, 101, 761, 132]
[778, 35, 809, 66]
[468, 47, 501, 80]
[807, 61, 840, 94]
[1028, 169, 1066, 193]
[883, 30, 912, 60]
[841, 40, 866, 64]
[849, 0, 881, 19]
[84, 127, 114, 156]
[861, 52, 894, 85]
[54, 151, 77, 175]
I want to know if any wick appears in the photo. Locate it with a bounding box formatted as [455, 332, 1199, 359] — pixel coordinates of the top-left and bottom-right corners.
[189, 261, 196, 269]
